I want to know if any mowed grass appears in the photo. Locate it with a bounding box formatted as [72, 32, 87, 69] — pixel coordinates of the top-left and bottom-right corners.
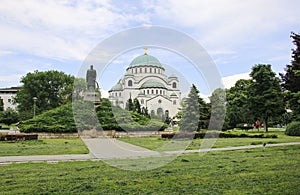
[0, 138, 89, 156]
[118, 131, 300, 151]
[0, 145, 299, 194]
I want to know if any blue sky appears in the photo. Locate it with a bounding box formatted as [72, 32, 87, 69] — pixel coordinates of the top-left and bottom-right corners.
[0, 0, 299, 98]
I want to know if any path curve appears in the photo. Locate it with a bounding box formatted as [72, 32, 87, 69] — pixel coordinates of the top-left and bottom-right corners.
[0, 140, 299, 164]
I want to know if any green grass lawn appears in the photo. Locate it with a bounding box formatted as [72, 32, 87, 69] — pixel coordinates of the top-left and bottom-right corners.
[0, 145, 299, 194]
[0, 138, 89, 156]
[118, 131, 300, 151]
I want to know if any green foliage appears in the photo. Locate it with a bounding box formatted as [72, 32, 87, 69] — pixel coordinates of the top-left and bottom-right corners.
[133, 98, 141, 114]
[249, 64, 285, 132]
[96, 98, 166, 131]
[73, 78, 87, 100]
[0, 97, 3, 111]
[179, 84, 200, 132]
[280, 32, 300, 93]
[225, 79, 252, 129]
[19, 102, 94, 133]
[280, 32, 300, 121]
[0, 109, 19, 125]
[14, 70, 75, 120]
[285, 121, 300, 136]
[125, 97, 134, 111]
[209, 88, 226, 130]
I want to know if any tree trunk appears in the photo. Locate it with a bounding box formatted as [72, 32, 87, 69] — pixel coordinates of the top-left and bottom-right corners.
[264, 117, 268, 132]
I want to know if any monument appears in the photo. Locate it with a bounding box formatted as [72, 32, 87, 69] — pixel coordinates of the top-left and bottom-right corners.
[83, 65, 101, 104]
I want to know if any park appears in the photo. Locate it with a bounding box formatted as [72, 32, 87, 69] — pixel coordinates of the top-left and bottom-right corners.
[0, 2, 300, 193]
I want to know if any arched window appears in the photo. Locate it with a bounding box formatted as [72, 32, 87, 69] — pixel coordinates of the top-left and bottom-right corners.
[151, 89, 154, 94]
[154, 68, 156, 73]
[173, 100, 176, 105]
[156, 89, 158, 94]
[141, 99, 144, 104]
[128, 80, 133, 86]
[150, 68, 152, 73]
[172, 82, 177, 88]
[145, 68, 147, 73]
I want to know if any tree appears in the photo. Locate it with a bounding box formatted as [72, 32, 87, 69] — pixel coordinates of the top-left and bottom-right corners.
[209, 88, 226, 130]
[179, 84, 200, 132]
[249, 64, 285, 132]
[0, 109, 19, 125]
[133, 98, 141, 114]
[280, 32, 300, 120]
[73, 78, 87, 100]
[14, 70, 75, 120]
[0, 97, 3, 111]
[125, 98, 134, 111]
[280, 32, 300, 92]
[225, 79, 252, 129]
[198, 95, 210, 129]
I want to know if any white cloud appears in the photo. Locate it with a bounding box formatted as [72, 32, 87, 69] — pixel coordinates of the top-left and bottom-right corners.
[222, 72, 250, 89]
[0, 0, 150, 61]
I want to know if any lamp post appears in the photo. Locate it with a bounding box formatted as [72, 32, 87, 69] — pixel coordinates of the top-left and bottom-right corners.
[33, 97, 37, 117]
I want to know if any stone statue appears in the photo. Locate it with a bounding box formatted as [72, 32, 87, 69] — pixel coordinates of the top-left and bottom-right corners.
[86, 65, 97, 90]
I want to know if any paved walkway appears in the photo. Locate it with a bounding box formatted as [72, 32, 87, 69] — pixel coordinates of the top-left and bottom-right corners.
[0, 139, 299, 164]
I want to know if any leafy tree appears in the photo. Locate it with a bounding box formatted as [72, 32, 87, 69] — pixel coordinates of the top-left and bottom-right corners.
[0, 109, 19, 125]
[73, 78, 87, 100]
[209, 88, 226, 130]
[225, 79, 252, 129]
[179, 84, 200, 132]
[280, 32, 300, 120]
[14, 70, 75, 120]
[0, 97, 3, 111]
[249, 64, 285, 132]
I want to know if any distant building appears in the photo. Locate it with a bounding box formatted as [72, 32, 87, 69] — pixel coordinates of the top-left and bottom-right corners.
[109, 49, 181, 118]
[0, 87, 21, 110]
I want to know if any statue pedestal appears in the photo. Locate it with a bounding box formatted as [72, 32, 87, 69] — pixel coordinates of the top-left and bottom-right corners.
[83, 91, 101, 105]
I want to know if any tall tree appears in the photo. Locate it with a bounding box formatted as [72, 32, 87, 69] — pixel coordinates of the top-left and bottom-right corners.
[280, 32, 300, 120]
[125, 97, 134, 111]
[249, 64, 285, 132]
[179, 84, 200, 132]
[225, 79, 252, 129]
[133, 98, 141, 114]
[0, 97, 3, 111]
[280, 32, 300, 92]
[209, 88, 226, 130]
[14, 70, 75, 120]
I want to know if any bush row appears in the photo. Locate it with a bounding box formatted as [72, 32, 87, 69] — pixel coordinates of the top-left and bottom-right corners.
[161, 132, 278, 139]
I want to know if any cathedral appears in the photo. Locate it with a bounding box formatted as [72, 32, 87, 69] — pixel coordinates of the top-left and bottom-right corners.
[108, 49, 181, 118]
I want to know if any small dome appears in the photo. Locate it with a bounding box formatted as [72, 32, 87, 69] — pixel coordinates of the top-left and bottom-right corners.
[129, 54, 162, 68]
[170, 92, 178, 97]
[140, 80, 166, 89]
[109, 83, 122, 91]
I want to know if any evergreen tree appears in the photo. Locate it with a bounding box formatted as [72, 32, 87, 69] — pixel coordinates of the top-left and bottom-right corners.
[280, 32, 300, 92]
[133, 98, 141, 114]
[125, 97, 134, 111]
[209, 88, 226, 130]
[179, 84, 200, 132]
[280, 32, 300, 120]
[249, 64, 285, 132]
[0, 97, 3, 111]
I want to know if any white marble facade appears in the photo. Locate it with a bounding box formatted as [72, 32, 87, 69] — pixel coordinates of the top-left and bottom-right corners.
[109, 51, 181, 118]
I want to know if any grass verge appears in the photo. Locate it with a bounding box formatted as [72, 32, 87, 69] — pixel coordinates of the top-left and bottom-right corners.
[0, 138, 89, 156]
[0, 145, 299, 194]
[118, 131, 300, 151]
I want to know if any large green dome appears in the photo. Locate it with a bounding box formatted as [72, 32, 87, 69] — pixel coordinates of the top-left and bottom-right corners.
[140, 80, 166, 89]
[129, 54, 162, 68]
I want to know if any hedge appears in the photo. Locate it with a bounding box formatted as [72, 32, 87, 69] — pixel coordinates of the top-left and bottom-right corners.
[161, 132, 278, 139]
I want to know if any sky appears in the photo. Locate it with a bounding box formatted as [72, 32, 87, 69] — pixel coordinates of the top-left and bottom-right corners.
[0, 0, 299, 98]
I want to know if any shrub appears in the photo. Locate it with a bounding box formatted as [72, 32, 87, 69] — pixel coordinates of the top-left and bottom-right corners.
[161, 132, 278, 139]
[285, 121, 300, 136]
